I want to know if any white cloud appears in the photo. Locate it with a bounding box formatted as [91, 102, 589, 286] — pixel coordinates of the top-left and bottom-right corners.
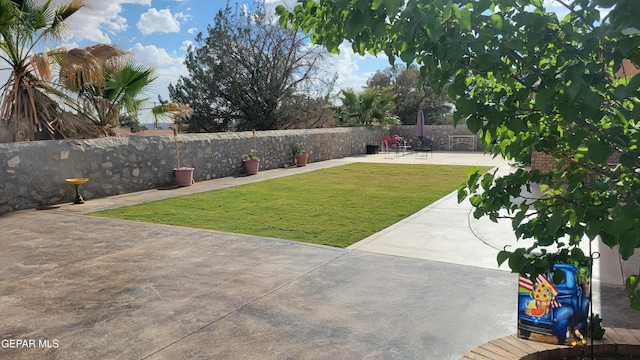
[108, 16, 128, 32]
[51, 0, 151, 44]
[180, 40, 193, 52]
[137, 8, 181, 35]
[325, 42, 389, 92]
[129, 43, 183, 67]
[187, 27, 198, 35]
[175, 12, 192, 22]
[264, 0, 299, 13]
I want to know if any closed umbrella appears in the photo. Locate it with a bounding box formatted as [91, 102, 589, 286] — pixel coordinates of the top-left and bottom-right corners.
[414, 109, 425, 139]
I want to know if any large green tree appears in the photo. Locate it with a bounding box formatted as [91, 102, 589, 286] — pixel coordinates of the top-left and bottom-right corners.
[169, 1, 325, 132]
[278, 0, 640, 309]
[366, 64, 451, 125]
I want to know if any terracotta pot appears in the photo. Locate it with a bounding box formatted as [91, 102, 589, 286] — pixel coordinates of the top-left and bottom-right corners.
[244, 159, 260, 175]
[295, 153, 308, 166]
[174, 167, 194, 186]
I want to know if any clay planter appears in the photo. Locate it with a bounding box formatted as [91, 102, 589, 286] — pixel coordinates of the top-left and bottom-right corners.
[174, 167, 194, 186]
[295, 153, 308, 166]
[244, 159, 260, 175]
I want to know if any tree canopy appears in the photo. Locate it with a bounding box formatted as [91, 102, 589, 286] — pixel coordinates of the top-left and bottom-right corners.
[277, 0, 640, 309]
[365, 64, 451, 125]
[169, 1, 326, 132]
[332, 86, 399, 127]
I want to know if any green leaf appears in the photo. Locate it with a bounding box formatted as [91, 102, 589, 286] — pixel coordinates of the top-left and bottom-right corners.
[548, 211, 566, 235]
[457, 187, 468, 203]
[497, 250, 511, 266]
[456, 97, 477, 116]
[553, 268, 566, 284]
[346, 11, 366, 34]
[356, 0, 370, 13]
[480, 172, 494, 191]
[455, 7, 471, 32]
[466, 168, 482, 190]
[567, 79, 582, 101]
[626, 275, 640, 310]
[467, 116, 482, 133]
[587, 139, 612, 164]
[512, 209, 527, 228]
[534, 85, 552, 112]
[585, 220, 602, 240]
[620, 153, 637, 168]
[385, 0, 403, 16]
[442, 2, 453, 22]
[490, 14, 503, 30]
[567, 128, 588, 150]
[618, 229, 638, 260]
[595, 0, 619, 7]
[571, 247, 585, 263]
[508, 248, 528, 273]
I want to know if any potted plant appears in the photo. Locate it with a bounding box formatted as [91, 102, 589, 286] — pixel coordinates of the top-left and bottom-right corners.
[153, 101, 194, 186]
[293, 141, 308, 166]
[243, 130, 260, 175]
[243, 149, 260, 175]
[172, 127, 194, 186]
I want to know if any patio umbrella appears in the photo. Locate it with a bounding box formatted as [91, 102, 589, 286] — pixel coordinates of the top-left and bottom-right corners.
[414, 109, 425, 139]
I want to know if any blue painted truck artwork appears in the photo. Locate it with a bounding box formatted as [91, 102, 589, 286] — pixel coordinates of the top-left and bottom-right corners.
[517, 263, 590, 345]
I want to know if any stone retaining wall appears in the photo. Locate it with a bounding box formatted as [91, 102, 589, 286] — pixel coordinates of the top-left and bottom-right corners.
[0, 125, 478, 214]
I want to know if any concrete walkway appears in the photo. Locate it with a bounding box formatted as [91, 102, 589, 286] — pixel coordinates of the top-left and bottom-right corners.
[0, 152, 638, 360]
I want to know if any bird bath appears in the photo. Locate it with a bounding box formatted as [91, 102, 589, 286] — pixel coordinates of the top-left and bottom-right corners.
[65, 178, 89, 204]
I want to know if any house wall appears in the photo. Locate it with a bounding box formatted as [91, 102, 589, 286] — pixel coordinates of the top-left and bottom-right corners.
[530, 150, 621, 173]
[531, 151, 557, 173]
[0, 125, 479, 214]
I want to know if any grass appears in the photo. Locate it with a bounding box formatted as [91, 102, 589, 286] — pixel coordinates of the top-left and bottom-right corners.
[91, 163, 491, 248]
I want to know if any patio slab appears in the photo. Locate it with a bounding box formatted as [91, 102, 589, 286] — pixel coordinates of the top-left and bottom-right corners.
[1, 152, 638, 359]
[0, 210, 516, 359]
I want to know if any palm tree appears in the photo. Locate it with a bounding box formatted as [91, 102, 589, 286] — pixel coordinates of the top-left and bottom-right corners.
[333, 87, 399, 127]
[151, 98, 193, 130]
[0, 0, 111, 142]
[56, 47, 157, 128]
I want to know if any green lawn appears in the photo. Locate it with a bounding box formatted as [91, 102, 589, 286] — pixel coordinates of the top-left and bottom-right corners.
[91, 163, 491, 247]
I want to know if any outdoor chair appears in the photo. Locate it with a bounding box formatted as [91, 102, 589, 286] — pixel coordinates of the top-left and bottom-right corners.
[415, 137, 434, 157]
[382, 135, 411, 157]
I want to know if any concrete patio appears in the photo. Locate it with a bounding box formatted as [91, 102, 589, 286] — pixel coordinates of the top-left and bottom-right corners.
[0, 152, 638, 359]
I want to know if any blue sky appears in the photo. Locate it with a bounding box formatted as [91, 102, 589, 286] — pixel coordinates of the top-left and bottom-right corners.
[43, 0, 392, 122]
[6, 0, 578, 124]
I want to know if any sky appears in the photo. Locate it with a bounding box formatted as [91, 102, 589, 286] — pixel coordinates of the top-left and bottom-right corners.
[42, 0, 391, 122]
[5, 0, 580, 124]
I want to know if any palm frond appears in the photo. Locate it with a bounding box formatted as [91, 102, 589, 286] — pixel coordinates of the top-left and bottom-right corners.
[59, 47, 105, 90]
[30, 51, 52, 80]
[0, 0, 94, 142]
[47, 0, 85, 39]
[86, 43, 125, 61]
